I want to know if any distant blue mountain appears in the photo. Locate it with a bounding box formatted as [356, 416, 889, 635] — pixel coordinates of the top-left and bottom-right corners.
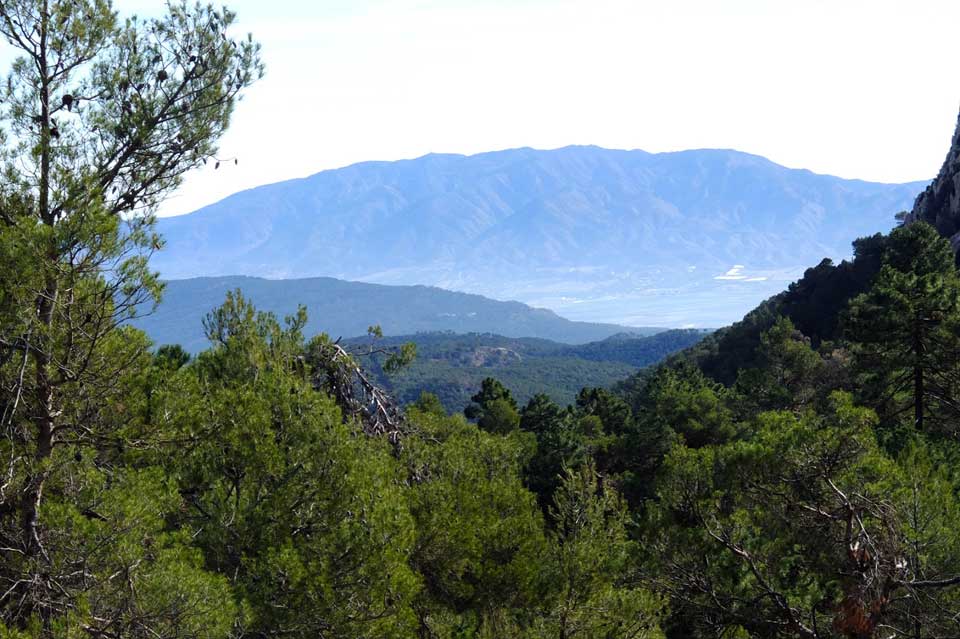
[154, 146, 927, 327]
[135, 276, 660, 353]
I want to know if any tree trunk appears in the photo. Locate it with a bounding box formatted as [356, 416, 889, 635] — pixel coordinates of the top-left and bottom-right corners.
[914, 323, 924, 432]
[22, 0, 56, 557]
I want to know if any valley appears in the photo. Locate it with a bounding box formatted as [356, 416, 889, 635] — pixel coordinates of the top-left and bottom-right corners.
[4, 1, 960, 634]
[153, 146, 925, 326]
[346, 329, 709, 411]
[134, 275, 662, 353]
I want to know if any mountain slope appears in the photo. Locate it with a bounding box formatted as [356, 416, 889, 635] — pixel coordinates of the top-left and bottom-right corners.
[645, 109, 960, 386]
[153, 146, 925, 326]
[347, 329, 710, 411]
[133, 276, 660, 352]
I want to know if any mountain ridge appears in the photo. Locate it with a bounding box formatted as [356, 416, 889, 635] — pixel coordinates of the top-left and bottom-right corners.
[654, 108, 960, 385]
[153, 146, 927, 326]
[133, 275, 661, 352]
[191, 144, 918, 192]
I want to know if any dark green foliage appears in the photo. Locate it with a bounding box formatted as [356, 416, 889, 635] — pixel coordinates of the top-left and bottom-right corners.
[732, 316, 834, 414]
[382, 353, 637, 413]
[2, 10, 960, 634]
[401, 408, 545, 632]
[163, 296, 422, 637]
[143, 295, 666, 639]
[647, 394, 960, 639]
[846, 222, 960, 441]
[517, 385, 676, 512]
[668, 234, 887, 385]
[0, 1, 261, 635]
[154, 344, 192, 371]
[412, 391, 448, 416]
[468, 377, 519, 412]
[662, 295, 786, 385]
[2, 271, 670, 638]
[576, 387, 633, 436]
[519, 394, 585, 509]
[350, 330, 708, 412]
[573, 388, 646, 496]
[566, 329, 712, 366]
[627, 108, 960, 639]
[530, 465, 666, 639]
[779, 233, 888, 341]
[10, 212, 960, 639]
[617, 214, 960, 637]
[466, 378, 521, 434]
[641, 364, 737, 449]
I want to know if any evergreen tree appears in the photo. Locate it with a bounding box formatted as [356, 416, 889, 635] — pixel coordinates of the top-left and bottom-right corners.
[573, 387, 641, 489]
[0, 1, 260, 634]
[734, 317, 827, 414]
[641, 364, 737, 448]
[402, 406, 546, 636]
[412, 391, 447, 416]
[529, 465, 664, 639]
[163, 295, 421, 637]
[520, 393, 583, 509]
[648, 393, 960, 638]
[846, 222, 960, 439]
[575, 387, 632, 436]
[465, 377, 521, 434]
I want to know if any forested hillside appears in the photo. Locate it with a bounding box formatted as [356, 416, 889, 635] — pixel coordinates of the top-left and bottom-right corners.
[347, 329, 709, 411]
[132, 276, 659, 352]
[5, 2, 960, 639]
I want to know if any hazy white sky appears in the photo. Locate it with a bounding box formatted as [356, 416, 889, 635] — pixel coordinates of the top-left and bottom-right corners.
[111, 0, 960, 217]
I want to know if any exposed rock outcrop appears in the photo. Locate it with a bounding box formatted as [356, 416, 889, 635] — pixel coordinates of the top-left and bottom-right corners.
[905, 108, 960, 251]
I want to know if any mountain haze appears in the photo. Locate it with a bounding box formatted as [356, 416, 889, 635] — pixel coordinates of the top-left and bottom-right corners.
[660, 108, 960, 385]
[135, 276, 658, 352]
[154, 146, 926, 326]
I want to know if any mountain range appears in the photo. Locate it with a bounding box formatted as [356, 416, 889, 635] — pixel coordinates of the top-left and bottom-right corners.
[135, 276, 659, 353]
[666, 109, 960, 386]
[153, 146, 927, 327]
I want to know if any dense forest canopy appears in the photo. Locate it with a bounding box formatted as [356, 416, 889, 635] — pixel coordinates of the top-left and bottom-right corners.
[347, 329, 709, 412]
[3, 2, 960, 639]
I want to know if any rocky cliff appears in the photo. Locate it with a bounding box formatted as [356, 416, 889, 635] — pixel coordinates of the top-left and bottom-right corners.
[906, 108, 960, 250]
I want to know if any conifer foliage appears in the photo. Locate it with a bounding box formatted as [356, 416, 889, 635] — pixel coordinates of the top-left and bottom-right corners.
[0, 0, 260, 635]
[3, 2, 960, 638]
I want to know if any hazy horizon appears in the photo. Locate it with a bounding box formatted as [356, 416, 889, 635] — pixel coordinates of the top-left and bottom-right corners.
[101, 0, 960, 218]
[156, 143, 935, 219]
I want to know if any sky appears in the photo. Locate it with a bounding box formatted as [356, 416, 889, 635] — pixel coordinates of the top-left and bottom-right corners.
[108, 0, 960, 218]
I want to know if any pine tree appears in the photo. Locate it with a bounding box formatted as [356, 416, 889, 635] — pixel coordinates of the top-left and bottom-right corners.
[465, 377, 520, 434]
[531, 465, 664, 639]
[846, 222, 960, 439]
[0, 1, 260, 633]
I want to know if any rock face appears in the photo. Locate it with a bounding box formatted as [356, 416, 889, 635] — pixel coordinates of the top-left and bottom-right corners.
[906, 108, 960, 250]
